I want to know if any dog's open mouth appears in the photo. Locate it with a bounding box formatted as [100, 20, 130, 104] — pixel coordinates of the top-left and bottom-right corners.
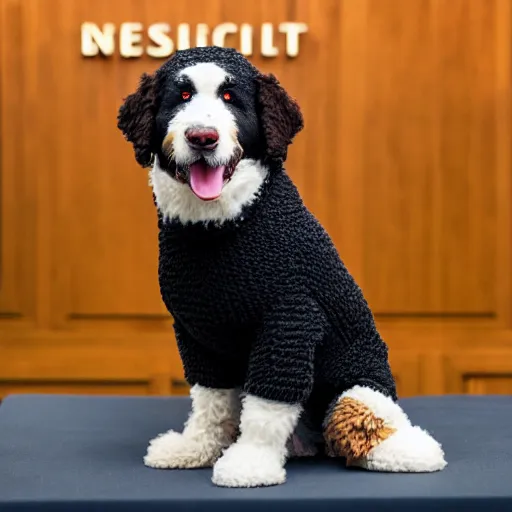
[177, 154, 241, 201]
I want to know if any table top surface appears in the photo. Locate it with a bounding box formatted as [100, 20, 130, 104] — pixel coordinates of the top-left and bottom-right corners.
[1, 394, 512, 511]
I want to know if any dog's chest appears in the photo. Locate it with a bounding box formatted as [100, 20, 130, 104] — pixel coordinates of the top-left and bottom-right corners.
[158, 229, 276, 330]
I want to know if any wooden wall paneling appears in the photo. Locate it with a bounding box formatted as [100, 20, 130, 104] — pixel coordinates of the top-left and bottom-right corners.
[334, 0, 512, 396]
[495, 0, 512, 327]
[0, 0, 36, 327]
[363, 0, 440, 313]
[21, 0, 55, 329]
[0, 332, 181, 399]
[289, 0, 343, 245]
[361, 0, 497, 316]
[387, 351, 420, 397]
[444, 351, 512, 394]
[381, 327, 512, 395]
[54, 0, 167, 325]
[335, 0, 368, 283]
[1, 0, 512, 397]
[343, 0, 512, 398]
[465, 377, 512, 395]
[418, 351, 446, 396]
[0, 382, 152, 396]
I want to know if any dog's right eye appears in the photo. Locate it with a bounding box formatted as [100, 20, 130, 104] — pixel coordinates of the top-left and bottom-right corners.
[181, 91, 192, 101]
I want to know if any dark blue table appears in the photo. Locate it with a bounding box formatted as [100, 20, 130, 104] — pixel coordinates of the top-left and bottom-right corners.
[1, 394, 511, 511]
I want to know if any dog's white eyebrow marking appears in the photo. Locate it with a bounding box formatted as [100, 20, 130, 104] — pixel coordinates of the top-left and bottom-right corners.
[168, 62, 238, 167]
[179, 62, 230, 96]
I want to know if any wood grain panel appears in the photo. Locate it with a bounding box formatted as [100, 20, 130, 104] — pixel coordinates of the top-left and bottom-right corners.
[495, 0, 512, 327]
[388, 351, 421, 397]
[465, 377, 512, 395]
[0, 331, 182, 397]
[445, 351, 512, 393]
[0, 0, 36, 321]
[361, 0, 497, 316]
[0, 382, 151, 399]
[47, 1, 165, 319]
[1, 0, 512, 398]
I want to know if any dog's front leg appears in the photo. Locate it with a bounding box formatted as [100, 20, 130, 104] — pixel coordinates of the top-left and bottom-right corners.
[213, 293, 325, 487]
[144, 385, 240, 469]
[145, 320, 243, 469]
[212, 394, 301, 487]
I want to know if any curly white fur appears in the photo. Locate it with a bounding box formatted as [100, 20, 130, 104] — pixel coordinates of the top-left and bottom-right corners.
[144, 385, 240, 469]
[167, 63, 239, 168]
[212, 395, 302, 487]
[151, 157, 268, 225]
[339, 386, 447, 472]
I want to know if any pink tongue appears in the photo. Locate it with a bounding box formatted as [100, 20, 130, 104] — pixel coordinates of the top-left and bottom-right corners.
[189, 161, 226, 200]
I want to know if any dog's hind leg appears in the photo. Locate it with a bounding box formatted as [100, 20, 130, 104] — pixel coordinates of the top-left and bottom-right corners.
[323, 385, 447, 472]
[144, 385, 240, 469]
[287, 412, 324, 458]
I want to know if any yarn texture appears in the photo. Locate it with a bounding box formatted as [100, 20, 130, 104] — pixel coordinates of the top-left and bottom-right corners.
[157, 166, 397, 421]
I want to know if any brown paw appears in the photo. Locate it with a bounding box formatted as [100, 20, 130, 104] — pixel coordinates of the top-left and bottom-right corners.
[324, 396, 396, 465]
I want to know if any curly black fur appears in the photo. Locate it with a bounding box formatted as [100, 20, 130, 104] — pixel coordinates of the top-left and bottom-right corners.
[117, 73, 157, 167]
[256, 73, 304, 165]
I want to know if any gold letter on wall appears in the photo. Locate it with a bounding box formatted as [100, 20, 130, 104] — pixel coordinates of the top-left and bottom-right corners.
[212, 23, 238, 48]
[81, 22, 115, 57]
[240, 24, 253, 56]
[278, 22, 308, 57]
[177, 23, 190, 50]
[147, 23, 173, 58]
[81, 21, 308, 58]
[196, 24, 209, 47]
[261, 23, 278, 57]
[120, 22, 144, 58]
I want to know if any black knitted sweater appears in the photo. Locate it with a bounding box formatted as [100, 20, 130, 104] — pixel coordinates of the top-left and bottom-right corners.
[158, 167, 397, 422]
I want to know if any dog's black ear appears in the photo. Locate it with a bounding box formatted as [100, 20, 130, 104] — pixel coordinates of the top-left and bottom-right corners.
[117, 73, 157, 168]
[256, 73, 304, 165]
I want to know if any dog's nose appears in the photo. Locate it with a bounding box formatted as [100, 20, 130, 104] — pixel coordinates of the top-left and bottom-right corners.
[185, 127, 219, 149]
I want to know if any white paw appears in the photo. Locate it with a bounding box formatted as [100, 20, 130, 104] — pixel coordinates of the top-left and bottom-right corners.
[212, 443, 286, 488]
[353, 425, 447, 473]
[144, 430, 222, 469]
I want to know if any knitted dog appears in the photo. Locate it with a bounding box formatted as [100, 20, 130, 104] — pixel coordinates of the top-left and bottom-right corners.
[117, 47, 446, 487]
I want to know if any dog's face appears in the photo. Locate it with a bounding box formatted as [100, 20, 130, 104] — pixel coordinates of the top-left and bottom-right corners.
[154, 57, 261, 200]
[118, 47, 303, 204]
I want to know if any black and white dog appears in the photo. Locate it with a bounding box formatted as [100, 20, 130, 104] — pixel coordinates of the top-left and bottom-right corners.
[118, 47, 446, 488]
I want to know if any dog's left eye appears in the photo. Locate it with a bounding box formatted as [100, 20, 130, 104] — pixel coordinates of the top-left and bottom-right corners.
[222, 91, 232, 102]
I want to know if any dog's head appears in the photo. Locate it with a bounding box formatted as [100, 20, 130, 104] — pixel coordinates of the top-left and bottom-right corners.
[118, 47, 303, 202]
